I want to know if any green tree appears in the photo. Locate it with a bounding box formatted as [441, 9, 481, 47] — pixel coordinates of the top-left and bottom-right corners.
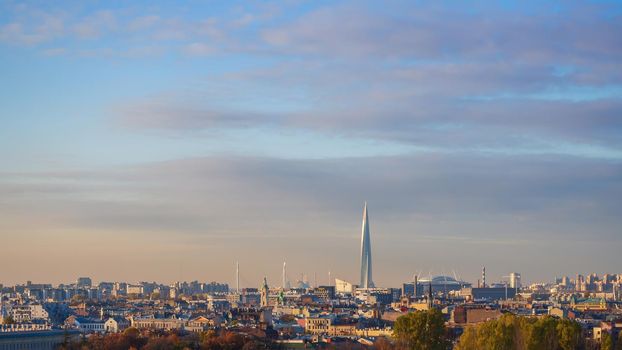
[455, 326, 478, 350]
[2, 316, 15, 324]
[602, 332, 613, 350]
[456, 313, 585, 350]
[528, 316, 558, 350]
[393, 308, 449, 350]
[616, 332, 622, 350]
[478, 313, 516, 350]
[556, 319, 583, 350]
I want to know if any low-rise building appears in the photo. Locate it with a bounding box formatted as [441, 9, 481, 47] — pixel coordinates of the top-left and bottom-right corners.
[329, 319, 357, 336]
[185, 316, 214, 332]
[460, 287, 517, 301]
[65, 316, 106, 333]
[305, 316, 358, 336]
[451, 305, 502, 324]
[9, 304, 49, 323]
[305, 316, 331, 334]
[130, 316, 185, 331]
[335, 279, 354, 294]
[104, 317, 130, 333]
[570, 296, 608, 311]
[0, 323, 51, 333]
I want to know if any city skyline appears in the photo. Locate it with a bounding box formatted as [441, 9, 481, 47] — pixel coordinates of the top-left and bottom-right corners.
[2, 228, 621, 290]
[4, 269, 622, 291]
[1, 1, 621, 286]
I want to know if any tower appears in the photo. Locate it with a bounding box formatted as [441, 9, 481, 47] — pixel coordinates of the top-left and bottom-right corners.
[509, 272, 521, 289]
[414, 275, 418, 297]
[236, 261, 240, 293]
[360, 202, 374, 289]
[282, 260, 287, 290]
[260, 277, 269, 307]
[482, 266, 486, 288]
[427, 281, 433, 309]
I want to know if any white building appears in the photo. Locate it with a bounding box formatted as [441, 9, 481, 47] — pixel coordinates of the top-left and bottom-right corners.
[126, 284, 144, 295]
[335, 279, 354, 294]
[130, 316, 185, 331]
[509, 273, 522, 289]
[10, 304, 49, 323]
[65, 316, 106, 333]
[104, 317, 130, 333]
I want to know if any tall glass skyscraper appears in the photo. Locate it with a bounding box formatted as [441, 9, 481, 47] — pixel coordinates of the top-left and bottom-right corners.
[360, 202, 374, 289]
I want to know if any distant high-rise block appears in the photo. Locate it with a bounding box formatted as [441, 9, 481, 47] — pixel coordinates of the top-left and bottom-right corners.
[509, 272, 521, 289]
[360, 202, 374, 289]
[77, 277, 92, 288]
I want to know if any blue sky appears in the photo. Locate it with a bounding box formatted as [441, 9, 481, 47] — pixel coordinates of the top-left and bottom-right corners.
[1, 0, 621, 286]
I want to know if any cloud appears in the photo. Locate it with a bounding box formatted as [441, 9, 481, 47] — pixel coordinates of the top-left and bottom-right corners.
[127, 15, 160, 32]
[261, 2, 622, 62]
[182, 42, 216, 56]
[41, 47, 66, 56]
[72, 10, 117, 39]
[1, 153, 620, 284]
[2, 153, 620, 239]
[0, 15, 64, 45]
[114, 97, 282, 130]
[2, 0, 620, 64]
[111, 60, 622, 157]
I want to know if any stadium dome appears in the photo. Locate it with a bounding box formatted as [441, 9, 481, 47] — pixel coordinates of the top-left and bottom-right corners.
[418, 275, 462, 285]
[417, 275, 471, 293]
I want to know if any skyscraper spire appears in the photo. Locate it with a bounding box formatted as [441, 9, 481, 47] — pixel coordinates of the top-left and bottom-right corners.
[360, 202, 374, 289]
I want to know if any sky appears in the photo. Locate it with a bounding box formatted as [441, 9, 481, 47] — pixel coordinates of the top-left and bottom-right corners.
[1, 0, 621, 288]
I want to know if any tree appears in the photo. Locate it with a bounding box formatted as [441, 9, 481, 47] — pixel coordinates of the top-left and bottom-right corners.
[602, 332, 613, 350]
[393, 309, 449, 350]
[456, 313, 519, 350]
[455, 313, 584, 350]
[122, 327, 147, 349]
[374, 336, 395, 350]
[528, 316, 559, 350]
[455, 326, 478, 350]
[2, 316, 15, 324]
[201, 331, 245, 350]
[123, 327, 140, 338]
[241, 339, 275, 350]
[557, 319, 583, 350]
[616, 332, 622, 350]
[200, 329, 217, 343]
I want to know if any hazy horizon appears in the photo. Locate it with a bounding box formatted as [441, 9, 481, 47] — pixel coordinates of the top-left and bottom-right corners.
[1, 0, 621, 288]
